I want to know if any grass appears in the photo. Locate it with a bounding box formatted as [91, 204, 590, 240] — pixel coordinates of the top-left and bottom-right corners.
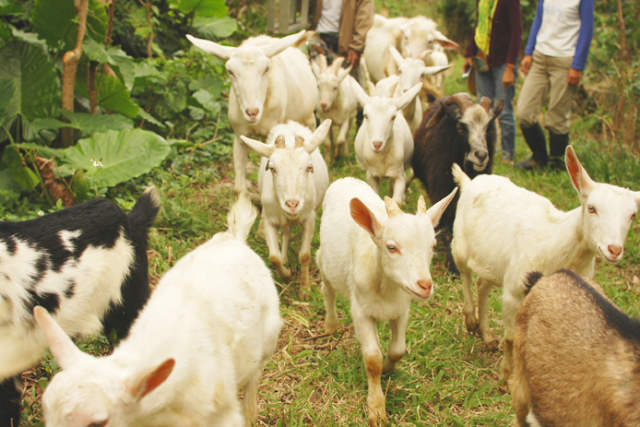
[18, 18, 640, 427]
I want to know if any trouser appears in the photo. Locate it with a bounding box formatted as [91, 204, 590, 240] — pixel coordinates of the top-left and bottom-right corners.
[517, 50, 578, 135]
[475, 62, 518, 154]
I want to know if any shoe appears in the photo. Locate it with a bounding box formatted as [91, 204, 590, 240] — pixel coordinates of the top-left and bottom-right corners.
[548, 157, 565, 171]
[548, 132, 569, 171]
[520, 123, 549, 167]
[515, 157, 543, 170]
[501, 150, 514, 165]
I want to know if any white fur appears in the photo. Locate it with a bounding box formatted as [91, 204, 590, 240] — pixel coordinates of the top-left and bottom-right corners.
[424, 44, 450, 90]
[451, 146, 640, 378]
[311, 55, 358, 163]
[241, 121, 330, 297]
[350, 76, 421, 205]
[187, 31, 318, 195]
[363, 15, 457, 84]
[316, 177, 456, 426]
[36, 195, 282, 427]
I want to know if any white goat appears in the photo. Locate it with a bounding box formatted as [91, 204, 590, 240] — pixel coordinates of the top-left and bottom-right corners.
[363, 15, 457, 84]
[311, 55, 358, 163]
[317, 177, 457, 426]
[378, 46, 450, 133]
[187, 31, 317, 195]
[451, 146, 640, 379]
[35, 194, 283, 427]
[351, 76, 422, 205]
[241, 120, 330, 298]
[423, 44, 450, 91]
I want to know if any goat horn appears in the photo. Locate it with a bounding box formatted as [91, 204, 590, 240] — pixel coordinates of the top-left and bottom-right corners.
[275, 135, 286, 149]
[384, 197, 404, 217]
[367, 81, 377, 96]
[479, 96, 492, 112]
[295, 135, 305, 148]
[417, 195, 427, 215]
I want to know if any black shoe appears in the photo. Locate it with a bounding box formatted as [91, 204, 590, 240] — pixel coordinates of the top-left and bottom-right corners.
[547, 157, 565, 171]
[515, 157, 544, 170]
[520, 123, 549, 167]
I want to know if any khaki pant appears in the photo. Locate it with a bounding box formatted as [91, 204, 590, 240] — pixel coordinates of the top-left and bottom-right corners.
[517, 50, 578, 135]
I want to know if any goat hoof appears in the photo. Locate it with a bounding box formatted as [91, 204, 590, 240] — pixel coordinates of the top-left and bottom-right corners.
[368, 409, 388, 427]
[325, 320, 338, 334]
[485, 339, 500, 352]
[465, 319, 479, 333]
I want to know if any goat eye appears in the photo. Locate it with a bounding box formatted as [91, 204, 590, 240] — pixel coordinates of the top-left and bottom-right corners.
[632, 213, 637, 220]
[363, 114, 368, 120]
[307, 165, 314, 172]
[588, 205, 596, 214]
[392, 115, 397, 121]
[387, 244, 398, 253]
[88, 421, 108, 427]
[264, 67, 270, 75]
[333, 87, 338, 92]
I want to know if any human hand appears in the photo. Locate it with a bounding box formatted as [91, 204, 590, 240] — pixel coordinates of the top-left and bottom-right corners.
[464, 56, 474, 72]
[568, 68, 582, 85]
[521, 55, 533, 75]
[347, 49, 360, 67]
[503, 65, 515, 87]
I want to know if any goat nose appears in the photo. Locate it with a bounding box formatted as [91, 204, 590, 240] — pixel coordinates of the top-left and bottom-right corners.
[373, 141, 383, 151]
[285, 199, 300, 209]
[417, 279, 433, 294]
[321, 103, 328, 110]
[475, 150, 488, 161]
[246, 108, 260, 118]
[608, 244, 623, 258]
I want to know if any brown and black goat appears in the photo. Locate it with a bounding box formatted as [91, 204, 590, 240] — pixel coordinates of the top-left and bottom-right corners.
[512, 269, 640, 427]
[411, 93, 503, 273]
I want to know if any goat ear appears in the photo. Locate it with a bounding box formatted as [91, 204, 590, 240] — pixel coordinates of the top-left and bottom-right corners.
[395, 83, 422, 110]
[423, 64, 451, 77]
[126, 358, 175, 402]
[349, 77, 370, 107]
[427, 188, 457, 227]
[442, 97, 461, 120]
[566, 146, 596, 197]
[350, 198, 382, 240]
[240, 135, 276, 158]
[492, 99, 505, 117]
[34, 306, 87, 370]
[434, 31, 459, 49]
[389, 45, 404, 67]
[337, 64, 353, 81]
[367, 81, 378, 97]
[306, 119, 332, 154]
[186, 35, 235, 60]
[416, 195, 428, 215]
[261, 30, 306, 58]
[424, 103, 445, 130]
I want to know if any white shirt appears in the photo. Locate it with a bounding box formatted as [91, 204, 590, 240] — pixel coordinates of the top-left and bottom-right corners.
[316, 0, 343, 33]
[535, 0, 582, 58]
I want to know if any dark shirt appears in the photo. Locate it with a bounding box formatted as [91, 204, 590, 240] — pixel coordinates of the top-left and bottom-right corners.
[465, 0, 523, 67]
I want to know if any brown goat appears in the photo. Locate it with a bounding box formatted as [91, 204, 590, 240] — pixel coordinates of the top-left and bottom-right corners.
[512, 269, 640, 427]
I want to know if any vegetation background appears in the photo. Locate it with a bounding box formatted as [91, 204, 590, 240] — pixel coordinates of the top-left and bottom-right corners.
[1, 0, 639, 425]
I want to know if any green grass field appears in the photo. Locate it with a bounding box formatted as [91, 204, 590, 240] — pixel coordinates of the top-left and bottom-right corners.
[18, 11, 640, 427]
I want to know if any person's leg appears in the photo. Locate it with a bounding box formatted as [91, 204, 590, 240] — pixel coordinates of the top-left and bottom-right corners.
[516, 51, 550, 169]
[544, 55, 578, 170]
[491, 63, 517, 162]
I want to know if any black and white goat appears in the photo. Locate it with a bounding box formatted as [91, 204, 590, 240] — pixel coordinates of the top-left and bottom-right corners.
[411, 93, 503, 272]
[0, 187, 160, 427]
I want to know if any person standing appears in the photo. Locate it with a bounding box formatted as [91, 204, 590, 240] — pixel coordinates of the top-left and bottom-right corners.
[309, 0, 375, 68]
[515, 0, 594, 170]
[464, 0, 522, 164]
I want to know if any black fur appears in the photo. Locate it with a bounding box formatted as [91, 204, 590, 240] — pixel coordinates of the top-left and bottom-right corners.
[0, 377, 22, 427]
[0, 188, 160, 426]
[524, 271, 545, 295]
[557, 269, 640, 344]
[412, 94, 500, 273]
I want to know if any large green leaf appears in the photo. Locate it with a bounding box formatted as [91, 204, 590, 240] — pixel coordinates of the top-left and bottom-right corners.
[0, 40, 60, 123]
[31, 110, 134, 135]
[77, 70, 140, 118]
[193, 16, 237, 38]
[0, 78, 16, 127]
[62, 129, 170, 187]
[168, 0, 228, 18]
[3, 145, 39, 191]
[31, 0, 107, 49]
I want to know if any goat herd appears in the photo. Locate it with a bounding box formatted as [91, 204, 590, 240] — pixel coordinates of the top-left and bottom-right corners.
[1, 14, 640, 427]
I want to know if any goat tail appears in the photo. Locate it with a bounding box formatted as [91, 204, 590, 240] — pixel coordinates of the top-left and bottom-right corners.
[451, 163, 471, 193]
[128, 186, 161, 234]
[227, 193, 258, 242]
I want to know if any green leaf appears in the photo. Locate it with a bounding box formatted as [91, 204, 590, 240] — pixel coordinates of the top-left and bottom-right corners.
[193, 16, 237, 38]
[192, 89, 220, 114]
[2, 145, 39, 191]
[77, 71, 140, 118]
[168, 0, 228, 18]
[31, 0, 107, 49]
[0, 163, 22, 199]
[0, 40, 60, 123]
[62, 129, 170, 187]
[0, 78, 16, 127]
[137, 109, 166, 129]
[83, 37, 136, 90]
[31, 111, 134, 135]
[134, 61, 163, 79]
